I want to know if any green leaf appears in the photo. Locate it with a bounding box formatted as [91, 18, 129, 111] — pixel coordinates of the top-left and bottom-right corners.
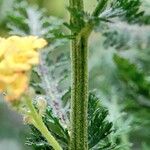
[114, 54, 150, 98]
[7, 0, 65, 41]
[111, 0, 144, 23]
[27, 92, 116, 150]
[26, 106, 69, 150]
[103, 22, 150, 49]
[88, 93, 115, 150]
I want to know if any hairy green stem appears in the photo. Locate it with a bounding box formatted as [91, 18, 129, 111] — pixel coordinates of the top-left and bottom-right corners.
[25, 97, 62, 150]
[69, 0, 109, 149]
[70, 35, 89, 150]
[69, 0, 89, 149]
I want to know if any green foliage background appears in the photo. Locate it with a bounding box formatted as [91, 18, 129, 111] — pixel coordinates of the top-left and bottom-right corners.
[0, 0, 150, 150]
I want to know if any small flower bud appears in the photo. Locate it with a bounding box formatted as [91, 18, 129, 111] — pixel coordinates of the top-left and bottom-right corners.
[37, 96, 47, 116]
[23, 115, 33, 124]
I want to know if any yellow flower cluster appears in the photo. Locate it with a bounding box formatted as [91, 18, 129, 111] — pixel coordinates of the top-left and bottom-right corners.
[0, 36, 47, 101]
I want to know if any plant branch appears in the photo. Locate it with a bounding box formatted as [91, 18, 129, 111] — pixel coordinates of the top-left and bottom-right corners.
[69, 0, 110, 150]
[69, 0, 90, 150]
[25, 96, 62, 150]
[70, 0, 108, 150]
[74, 0, 109, 39]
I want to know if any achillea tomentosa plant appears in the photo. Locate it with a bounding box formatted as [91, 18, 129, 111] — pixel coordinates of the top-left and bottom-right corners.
[0, 0, 146, 150]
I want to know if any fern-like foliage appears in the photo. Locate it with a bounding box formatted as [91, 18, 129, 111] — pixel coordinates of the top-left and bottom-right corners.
[64, 7, 86, 33]
[103, 22, 150, 49]
[88, 93, 115, 150]
[94, 0, 149, 50]
[110, 0, 144, 23]
[26, 106, 69, 150]
[0, 0, 14, 23]
[7, 0, 65, 40]
[114, 54, 150, 107]
[65, 0, 145, 33]
[98, 0, 143, 23]
[113, 54, 150, 147]
[26, 93, 115, 150]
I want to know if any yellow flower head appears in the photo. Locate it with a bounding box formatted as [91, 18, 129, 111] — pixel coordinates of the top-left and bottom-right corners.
[0, 36, 47, 102]
[7, 36, 47, 51]
[0, 60, 19, 83]
[5, 50, 40, 71]
[5, 73, 28, 101]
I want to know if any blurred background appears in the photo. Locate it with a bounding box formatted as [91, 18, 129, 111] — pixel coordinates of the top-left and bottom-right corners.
[0, 0, 150, 150]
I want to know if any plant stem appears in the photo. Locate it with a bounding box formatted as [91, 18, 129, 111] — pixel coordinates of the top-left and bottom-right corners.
[69, 0, 109, 149]
[25, 97, 62, 150]
[70, 35, 89, 150]
[69, 0, 90, 149]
